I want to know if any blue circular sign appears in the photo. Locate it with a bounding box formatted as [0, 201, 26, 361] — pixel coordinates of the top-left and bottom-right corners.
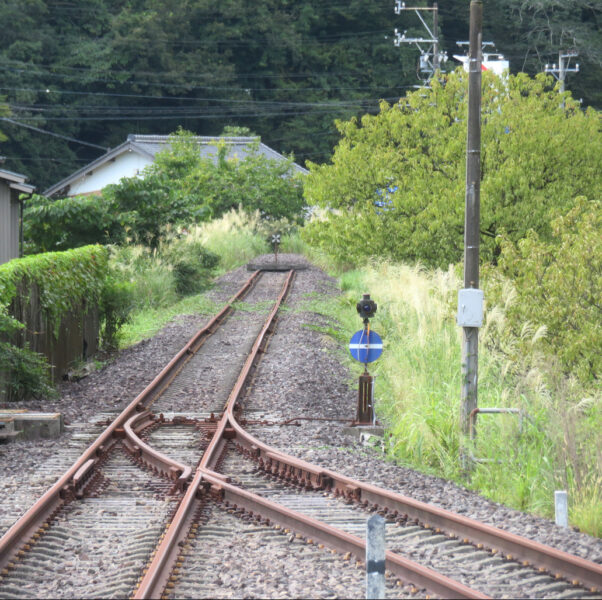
[349, 329, 383, 363]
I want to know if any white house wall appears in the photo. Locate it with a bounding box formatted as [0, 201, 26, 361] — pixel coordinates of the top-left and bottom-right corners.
[68, 152, 153, 196]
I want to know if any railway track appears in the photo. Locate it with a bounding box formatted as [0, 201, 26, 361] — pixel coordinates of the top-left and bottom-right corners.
[1, 266, 600, 599]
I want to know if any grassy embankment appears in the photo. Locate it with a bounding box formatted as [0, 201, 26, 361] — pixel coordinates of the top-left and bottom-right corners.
[111, 216, 600, 537]
[303, 247, 601, 538]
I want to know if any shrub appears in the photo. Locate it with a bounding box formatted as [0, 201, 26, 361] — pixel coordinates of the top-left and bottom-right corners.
[102, 171, 210, 249]
[23, 194, 122, 254]
[181, 208, 270, 272]
[0, 340, 56, 401]
[0, 245, 109, 337]
[485, 198, 601, 383]
[107, 245, 177, 310]
[159, 236, 219, 296]
[0, 246, 109, 399]
[99, 275, 135, 350]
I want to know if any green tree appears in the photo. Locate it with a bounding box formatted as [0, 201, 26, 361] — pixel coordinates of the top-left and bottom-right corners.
[0, 0, 408, 189]
[25, 130, 305, 251]
[23, 194, 122, 253]
[3, 1, 598, 191]
[144, 130, 305, 223]
[488, 198, 601, 383]
[302, 70, 601, 268]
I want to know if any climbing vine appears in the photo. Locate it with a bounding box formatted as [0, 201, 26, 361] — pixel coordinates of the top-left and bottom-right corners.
[0, 245, 108, 338]
[0, 246, 109, 400]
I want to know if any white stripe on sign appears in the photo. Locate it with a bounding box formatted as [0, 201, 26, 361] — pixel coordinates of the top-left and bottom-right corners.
[349, 344, 383, 349]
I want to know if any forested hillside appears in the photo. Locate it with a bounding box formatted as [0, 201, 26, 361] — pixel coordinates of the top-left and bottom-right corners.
[0, 0, 600, 189]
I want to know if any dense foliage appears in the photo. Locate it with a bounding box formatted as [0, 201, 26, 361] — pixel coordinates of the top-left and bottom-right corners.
[487, 198, 601, 383]
[23, 194, 121, 253]
[330, 263, 601, 536]
[0, 0, 599, 189]
[302, 71, 601, 269]
[23, 130, 304, 251]
[102, 130, 305, 246]
[0, 245, 109, 399]
[0, 245, 108, 333]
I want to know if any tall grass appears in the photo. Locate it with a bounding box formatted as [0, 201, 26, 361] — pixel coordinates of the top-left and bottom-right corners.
[327, 260, 601, 536]
[111, 209, 270, 346]
[109, 244, 179, 310]
[181, 208, 269, 272]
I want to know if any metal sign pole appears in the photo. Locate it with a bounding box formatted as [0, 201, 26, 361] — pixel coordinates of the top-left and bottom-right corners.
[351, 295, 380, 425]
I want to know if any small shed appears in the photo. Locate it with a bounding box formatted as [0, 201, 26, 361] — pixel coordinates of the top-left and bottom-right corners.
[0, 164, 35, 265]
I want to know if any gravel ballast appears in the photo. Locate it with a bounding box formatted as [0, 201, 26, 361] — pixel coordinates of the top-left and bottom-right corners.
[1, 253, 599, 597]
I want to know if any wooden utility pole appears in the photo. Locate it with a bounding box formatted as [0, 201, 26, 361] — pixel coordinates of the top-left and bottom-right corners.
[461, 0, 482, 440]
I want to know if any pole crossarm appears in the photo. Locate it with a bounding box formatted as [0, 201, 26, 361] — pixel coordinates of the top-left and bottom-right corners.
[393, 1, 446, 81]
[544, 50, 579, 94]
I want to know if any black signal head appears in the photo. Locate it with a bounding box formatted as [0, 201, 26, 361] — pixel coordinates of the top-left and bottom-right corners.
[357, 294, 377, 320]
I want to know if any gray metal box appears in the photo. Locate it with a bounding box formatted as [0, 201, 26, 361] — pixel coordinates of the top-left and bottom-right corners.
[457, 288, 484, 327]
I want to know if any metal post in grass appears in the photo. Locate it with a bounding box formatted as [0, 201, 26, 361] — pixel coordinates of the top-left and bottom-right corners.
[460, 0, 483, 467]
[366, 514, 386, 599]
[555, 490, 568, 527]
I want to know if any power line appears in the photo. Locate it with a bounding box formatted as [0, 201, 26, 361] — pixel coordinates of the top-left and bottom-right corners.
[1, 156, 91, 163]
[9, 95, 393, 111]
[7, 106, 383, 122]
[31, 29, 392, 48]
[0, 117, 108, 150]
[0, 84, 400, 99]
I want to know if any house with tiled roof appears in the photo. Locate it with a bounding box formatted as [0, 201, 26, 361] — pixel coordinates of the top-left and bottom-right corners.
[44, 135, 307, 198]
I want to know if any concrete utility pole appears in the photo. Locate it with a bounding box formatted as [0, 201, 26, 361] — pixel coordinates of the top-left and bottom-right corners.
[394, 1, 447, 82]
[545, 50, 579, 94]
[433, 3, 439, 72]
[460, 0, 483, 442]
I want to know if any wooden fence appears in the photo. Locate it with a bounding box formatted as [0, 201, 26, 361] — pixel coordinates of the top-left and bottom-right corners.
[1, 281, 99, 402]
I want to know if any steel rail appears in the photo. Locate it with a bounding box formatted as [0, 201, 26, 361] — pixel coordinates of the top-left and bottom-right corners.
[122, 410, 192, 488]
[6, 265, 599, 598]
[0, 270, 261, 571]
[134, 268, 489, 599]
[198, 470, 488, 600]
[133, 270, 296, 599]
[227, 418, 602, 591]
[133, 265, 598, 598]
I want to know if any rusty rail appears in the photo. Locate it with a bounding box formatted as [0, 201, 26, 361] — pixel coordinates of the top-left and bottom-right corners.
[133, 268, 490, 599]
[133, 270, 296, 599]
[199, 470, 488, 600]
[4, 265, 601, 599]
[122, 410, 191, 489]
[0, 270, 261, 571]
[133, 265, 601, 598]
[228, 414, 602, 592]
